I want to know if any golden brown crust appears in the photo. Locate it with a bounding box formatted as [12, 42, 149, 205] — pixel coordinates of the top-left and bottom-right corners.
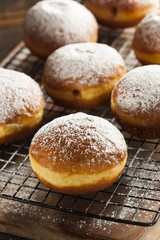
[0, 68, 45, 144]
[111, 97, 160, 138]
[29, 113, 127, 174]
[86, 0, 158, 11]
[42, 70, 125, 109]
[23, 0, 98, 58]
[110, 113, 160, 139]
[133, 11, 160, 64]
[111, 65, 160, 139]
[0, 119, 41, 144]
[0, 68, 44, 125]
[0, 106, 44, 145]
[133, 11, 160, 54]
[43, 43, 126, 109]
[22, 29, 98, 59]
[85, 0, 159, 28]
[132, 49, 160, 65]
[32, 165, 125, 195]
[95, 17, 145, 28]
[111, 85, 160, 123]
[42, 85, 110, 109]
[43, 64, 125, 91]
[30, 137, 127, 174]
[0, 100, 44, 126]
[29, 112, 127, 195]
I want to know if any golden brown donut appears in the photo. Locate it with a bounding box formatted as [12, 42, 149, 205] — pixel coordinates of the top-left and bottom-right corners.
[133, 10, 160, 64]
[42, 43, 126, 109]
[111, 65, 160, 139]
[29, 112, 127, 195]
[85, 0, 159, 28]
[22, 0, 98, 58]
[0, 68, 45, 144]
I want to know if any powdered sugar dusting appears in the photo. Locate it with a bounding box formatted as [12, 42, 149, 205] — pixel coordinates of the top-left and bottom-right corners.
[0, 68, 44, 123]
[113, 65, 160, 116]
[44, 43, 125, 89]
[133, 10, 160, 52]
[23, 0, 97, 46]
[30, 112, 127, 173]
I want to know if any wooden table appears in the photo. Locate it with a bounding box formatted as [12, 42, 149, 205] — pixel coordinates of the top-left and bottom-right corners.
[0, 0, 38, 62]
[0, 197, 159, 240]
[0, 1, 160, 239]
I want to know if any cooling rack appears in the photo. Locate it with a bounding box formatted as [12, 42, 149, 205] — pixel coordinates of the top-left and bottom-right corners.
[0, 11, 160, 228]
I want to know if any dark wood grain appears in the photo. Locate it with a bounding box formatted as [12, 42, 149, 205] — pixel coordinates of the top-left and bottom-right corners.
[0, 24, 22, 62]
[0, 0, 38, 22]
[0, 196, 159, 240]
[0, 0, 38, 62]
[0, 198, 146, 240]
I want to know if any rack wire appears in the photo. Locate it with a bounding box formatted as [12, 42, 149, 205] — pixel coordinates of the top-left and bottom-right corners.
[0, 10, 160, 228]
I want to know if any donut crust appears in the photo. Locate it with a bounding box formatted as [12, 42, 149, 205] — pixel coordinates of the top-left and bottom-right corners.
[23, 0, 98, 58]
[30, 154, 127, 195]
[0, 109, 44, 144]
[0, 68, 45, 144]
[133, 11, 160, 64]
[111, 66, 160, 139]
[29, 113, 127, 194]
[42, 70, 125, 109]
[111, 98, 160, 139]
[43, 43, 126, 109]
[85, 0, 159, 28]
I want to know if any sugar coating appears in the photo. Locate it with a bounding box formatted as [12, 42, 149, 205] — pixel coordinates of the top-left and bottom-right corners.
[30, 112, 127, 173]
[113, 65, 160, 116]
[23, 0, 97, 45]
[0, 68, 44, 124]
[44, 43, 125, 89]
[133, 10, 160, 52]
[88, 0, 159, 9]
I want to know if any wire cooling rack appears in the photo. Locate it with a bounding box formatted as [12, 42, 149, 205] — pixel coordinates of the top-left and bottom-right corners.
[0, 16, 160, 228]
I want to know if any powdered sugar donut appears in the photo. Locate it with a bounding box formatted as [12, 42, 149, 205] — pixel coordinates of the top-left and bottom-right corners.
[0, 68, 45, 144]
[29, 112, 127, 195]
[85, 0, 159, 28]
[23, 0, 98, 58]
[43, 43, 126, 109]
[133, 10, 160, 64]
[111, 65, 160, 139]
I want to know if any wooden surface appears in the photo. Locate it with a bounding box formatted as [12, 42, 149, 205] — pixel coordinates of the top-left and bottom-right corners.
[0, 0, 38, 22]
[0, 1, 160, 240]
[0, 0, 38, 62]
[0, 197, 159, 240]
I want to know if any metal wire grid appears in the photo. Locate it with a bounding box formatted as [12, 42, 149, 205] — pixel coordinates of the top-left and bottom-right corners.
[0, 25, 160, 227]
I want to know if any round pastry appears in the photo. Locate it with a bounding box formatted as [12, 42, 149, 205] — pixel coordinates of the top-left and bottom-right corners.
[133, 10, 160, 64]
[85, 0, 159, 28]
[42, 43, 126, 109]
[0, 68, 45, 144]
[29, 112, 127, 195]
[111, 65, 160, 139]
[22, 0, 98, 58]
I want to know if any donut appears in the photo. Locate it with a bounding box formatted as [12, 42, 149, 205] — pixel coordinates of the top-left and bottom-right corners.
[133, 10, 160, 64]
[29, 112, 127, 195]
[42, 43, 126, 109]
[0, 68, 45, 144]
[111, 65, 160, 139]
[85, 0, 159, 28]
[22, 0, 98, 58]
